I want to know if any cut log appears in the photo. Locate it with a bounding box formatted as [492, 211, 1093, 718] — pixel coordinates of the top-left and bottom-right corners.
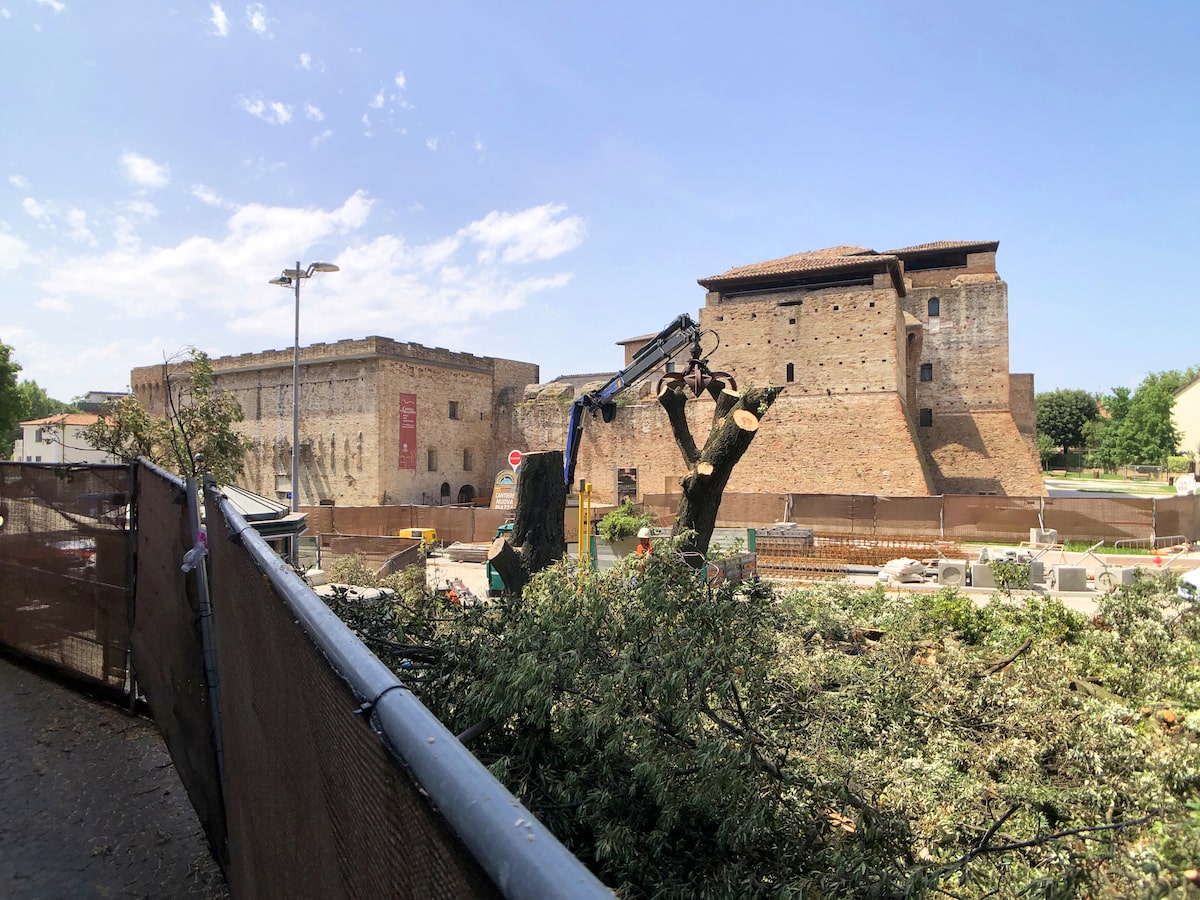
[487, 449, 567, 596]
[731, 409, 760, 432]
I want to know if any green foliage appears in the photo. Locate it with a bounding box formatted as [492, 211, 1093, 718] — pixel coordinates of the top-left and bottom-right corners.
[83, 348, 251, 484]
[0, 340, 22, 457]
[596, 499, 652, 542]
[1036, 389, 1098, 456]
[987, 559, 1031, 595]
[1166, 455, 1193, 475]
[1036, 432, 1057, 468]
[327, 562, 1200, 897]
[1112, 375, 1180, 465]
[327, 553, 379, 587]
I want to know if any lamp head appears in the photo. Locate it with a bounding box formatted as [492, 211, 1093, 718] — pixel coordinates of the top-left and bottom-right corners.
[269, 275, 292, 287]
[310, 262, 339, 273]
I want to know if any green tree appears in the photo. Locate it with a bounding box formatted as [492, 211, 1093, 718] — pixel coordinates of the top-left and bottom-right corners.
[0, 340, 22, 458]
[84, 349, 252, 484]
[1035, 388, 1098, 456]
[1112, 373, 1180, 466]
[1036, 432, 1057, 469]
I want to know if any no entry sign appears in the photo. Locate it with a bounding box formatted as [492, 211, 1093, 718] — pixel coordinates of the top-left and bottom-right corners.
[508, 449, 522, 470]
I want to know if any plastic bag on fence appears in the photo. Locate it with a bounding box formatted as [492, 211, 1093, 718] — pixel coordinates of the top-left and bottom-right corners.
[182, 525, 209, 573]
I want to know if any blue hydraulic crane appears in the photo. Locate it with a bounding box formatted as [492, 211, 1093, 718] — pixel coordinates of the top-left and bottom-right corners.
[563, 313, 734, 487]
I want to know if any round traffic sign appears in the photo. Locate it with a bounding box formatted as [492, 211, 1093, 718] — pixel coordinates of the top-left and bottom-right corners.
[508, 449, 522, 469]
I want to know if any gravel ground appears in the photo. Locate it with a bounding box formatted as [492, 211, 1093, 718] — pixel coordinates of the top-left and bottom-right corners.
[0, 656, 228, 899]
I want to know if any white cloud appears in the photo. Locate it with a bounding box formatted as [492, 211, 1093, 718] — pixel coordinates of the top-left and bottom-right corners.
[32, 196, 581, 354]
[299, 52, 311, 69]
[9, 174, 29, 189]
[425, 137, 439, 151]
[36, 296, 71, 312]
[460, 204, 586, 264]
[394, 71, 406, 89]
[121, 152, 170, 189]
[238, 96, 292, 125]
[304, 103, 324, 122]
[310, 129, 333, 148]
[368, 89, 385, 110]
[209, 2, 229, 36]
[1, 9, 12, 19]
[66, 208, 96, 245]
[0, 231, 34, 269]
[245, 2, 271, 36]
[361, 113, 373, 137]
[22, 197, 52, 221]
[124, 199, 158, 220]
[35, 0, 65, 12]
[474, 138, 485, 158]
[191, 184, 225, 207]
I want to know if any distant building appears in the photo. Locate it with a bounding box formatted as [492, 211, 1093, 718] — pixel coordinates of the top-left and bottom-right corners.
[1173, 374, 1200, 462]
[130, 337, 537, 508]
[12, 414, 116, 465]
[519, 241, 1045, 500]
[75, 391, 129, 414]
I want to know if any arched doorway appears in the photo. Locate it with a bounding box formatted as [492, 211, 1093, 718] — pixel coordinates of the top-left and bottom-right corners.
[439, 482, 451, 505]
[457, 484, 476, 504]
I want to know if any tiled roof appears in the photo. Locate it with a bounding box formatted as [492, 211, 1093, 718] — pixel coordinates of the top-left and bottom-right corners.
[886, 240, 998, 255]
[699, 246, 890, 287]
[20, 413, 102, 427]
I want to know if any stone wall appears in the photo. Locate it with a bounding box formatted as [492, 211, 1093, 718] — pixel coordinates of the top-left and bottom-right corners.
[129, 339, 537, 507]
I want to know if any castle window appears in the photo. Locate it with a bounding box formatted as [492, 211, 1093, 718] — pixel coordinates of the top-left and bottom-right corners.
[427, 448, 437, 471]
[440, 482, 451, 501]
[928, 297, 940, 318]
[788, 318, 796, 325]
[463, 448, 474, 472]
[448, 400, 459, 419]
[919, 363, 933, 382]
[919, 408, 933, 427]
[786, 363, 794, 382]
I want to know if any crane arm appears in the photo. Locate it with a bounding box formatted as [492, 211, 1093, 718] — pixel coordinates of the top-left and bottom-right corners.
[564, 314, 703, 487]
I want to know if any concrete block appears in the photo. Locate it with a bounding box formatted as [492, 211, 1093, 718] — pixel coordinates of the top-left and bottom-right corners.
[970, 563, 996, 588]
[1027, 559, 1044, 585]
[938, 559, 967, 586]
[1055, 566, 1088, 592]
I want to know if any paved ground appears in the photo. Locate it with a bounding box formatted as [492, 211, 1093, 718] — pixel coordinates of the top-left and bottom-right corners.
[0, 656, 228, 899]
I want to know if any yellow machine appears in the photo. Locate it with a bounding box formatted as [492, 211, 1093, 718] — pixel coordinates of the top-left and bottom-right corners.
[398, 527, 438, 545]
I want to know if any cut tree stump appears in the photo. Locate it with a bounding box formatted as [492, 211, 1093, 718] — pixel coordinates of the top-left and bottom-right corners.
[485, 449, 567, 596]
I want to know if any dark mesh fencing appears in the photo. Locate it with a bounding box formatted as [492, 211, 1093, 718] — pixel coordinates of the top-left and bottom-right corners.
[205, 494, 501, 899]
[1152, 496, 1199, 544]
[943, 495, 1042, 543]
[0, 462, 131, 689]
[128, 463, 228, 870]
[1043, 496, 1154, 544]
[875, 496, 945, 537]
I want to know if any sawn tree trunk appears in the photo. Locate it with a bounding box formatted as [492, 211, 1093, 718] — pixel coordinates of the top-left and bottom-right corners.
[486, 449, 567, 596]
[659, 382, 783, 558]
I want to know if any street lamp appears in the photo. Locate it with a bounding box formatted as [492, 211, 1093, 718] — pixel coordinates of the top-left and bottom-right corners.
[269, 261, 340, 513]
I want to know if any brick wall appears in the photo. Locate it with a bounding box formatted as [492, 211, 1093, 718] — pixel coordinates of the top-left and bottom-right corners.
[514, 390, 934, 505]
[921, 410, 1046, 495]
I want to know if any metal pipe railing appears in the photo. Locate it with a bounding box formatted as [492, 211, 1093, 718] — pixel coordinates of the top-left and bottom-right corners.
[207, 482, 612, 900]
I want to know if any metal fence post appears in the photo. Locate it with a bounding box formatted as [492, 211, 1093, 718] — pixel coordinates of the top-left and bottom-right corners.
[187, 475, 226, 794]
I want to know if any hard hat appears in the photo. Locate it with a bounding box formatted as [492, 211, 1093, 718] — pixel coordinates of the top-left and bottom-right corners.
[637, 527, 652, 539]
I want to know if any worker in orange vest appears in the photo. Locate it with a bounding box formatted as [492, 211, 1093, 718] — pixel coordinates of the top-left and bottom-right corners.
[635, 526, 653, 558]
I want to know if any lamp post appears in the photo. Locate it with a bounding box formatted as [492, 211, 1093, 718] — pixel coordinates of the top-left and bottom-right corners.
[269, 261, 339, 513]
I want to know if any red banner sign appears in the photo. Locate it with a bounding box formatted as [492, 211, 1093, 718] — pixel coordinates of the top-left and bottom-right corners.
[398, 393, 417, 469]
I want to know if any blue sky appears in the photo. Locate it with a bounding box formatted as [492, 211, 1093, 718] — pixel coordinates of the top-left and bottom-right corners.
[2, 0, 1198, 404]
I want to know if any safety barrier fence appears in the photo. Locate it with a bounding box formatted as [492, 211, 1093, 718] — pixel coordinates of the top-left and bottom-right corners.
[644, 491, 1200, 545]
[0, 461, 611, 900]
[0, 462, 132, 692]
